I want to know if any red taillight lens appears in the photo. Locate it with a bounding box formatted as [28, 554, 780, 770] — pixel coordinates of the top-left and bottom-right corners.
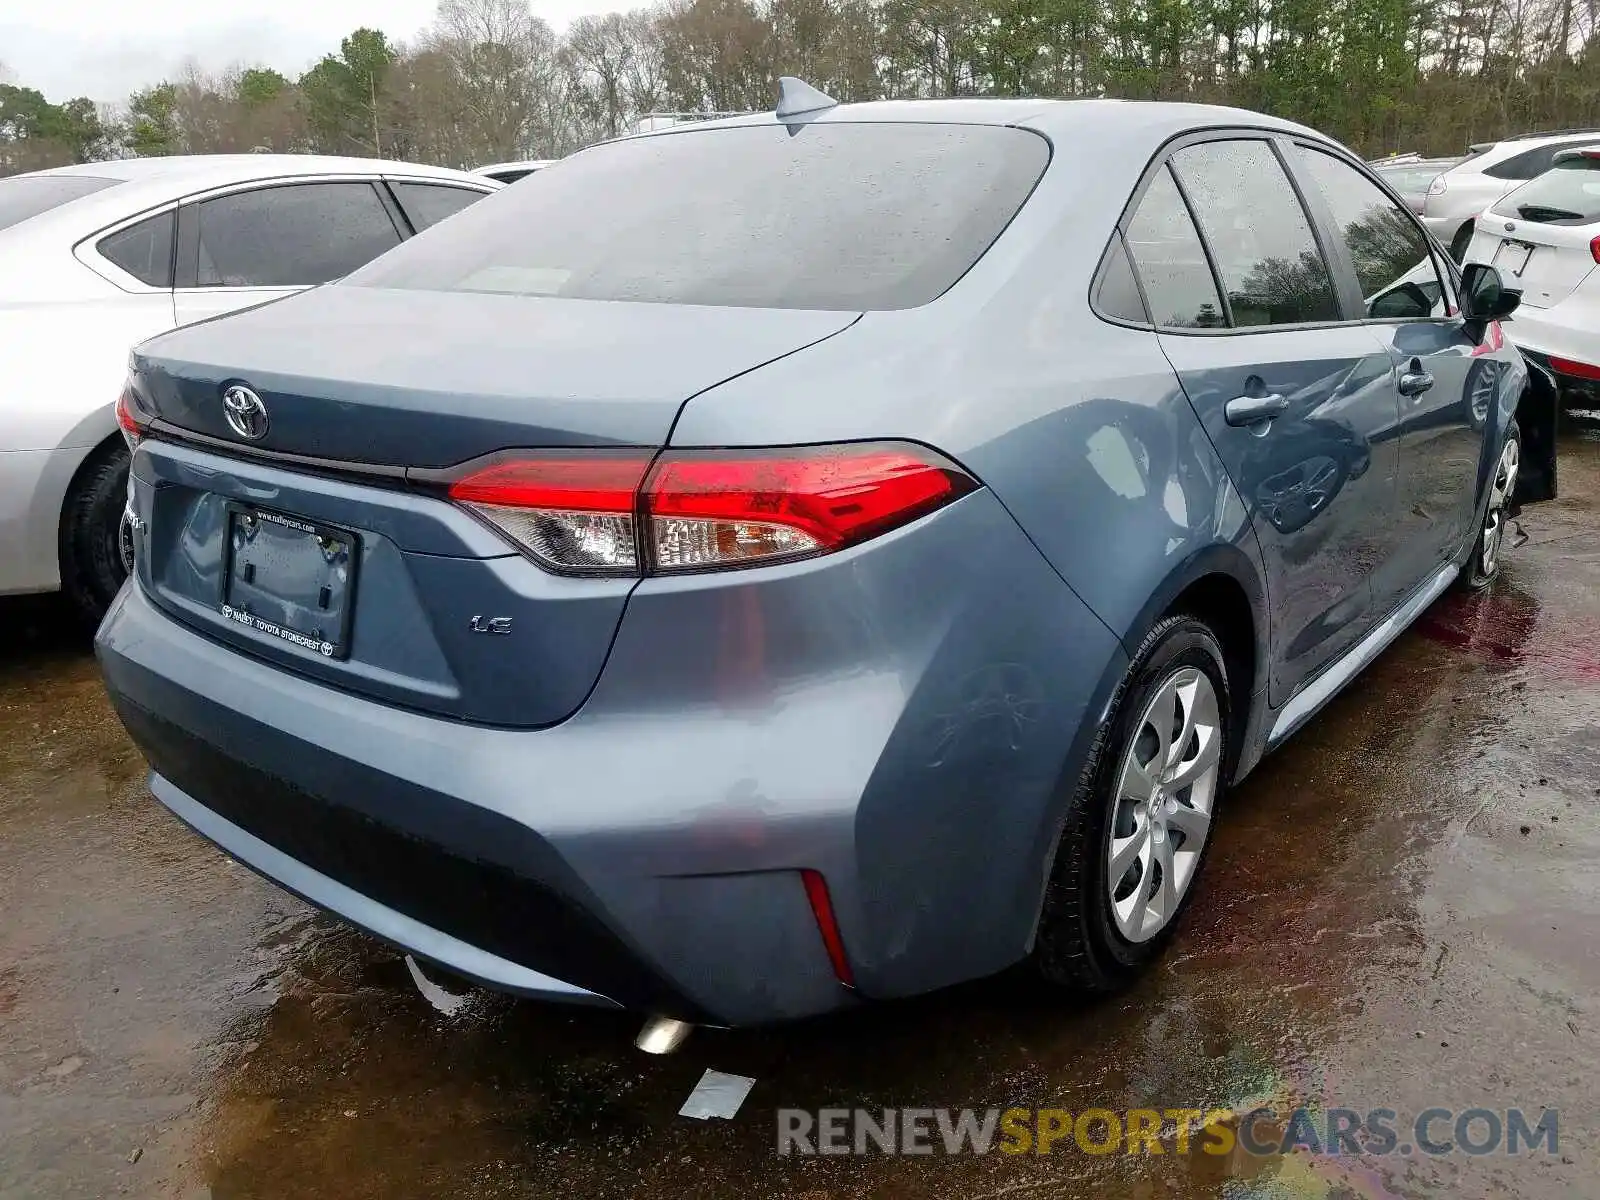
[447, 452, 651, 574]
[115, 384, 147, 448]
[644, 444, 975, 573]
[1589, 234, 1600, 265]
[1551, 354, 1600, 382]
[445, 442, 977, 576]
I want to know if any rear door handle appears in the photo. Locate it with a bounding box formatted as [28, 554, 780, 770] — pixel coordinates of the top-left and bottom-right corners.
[1224, 393, 1289, 427]
[1398, 369, 1435, 397]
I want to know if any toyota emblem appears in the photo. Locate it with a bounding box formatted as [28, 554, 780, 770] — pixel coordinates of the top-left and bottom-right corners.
[222, 385, 269, 440]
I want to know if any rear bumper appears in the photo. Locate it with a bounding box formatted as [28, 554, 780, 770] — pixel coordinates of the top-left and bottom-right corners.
[1505, 298, 1600, 402]
[98, 488, 1125, 1026]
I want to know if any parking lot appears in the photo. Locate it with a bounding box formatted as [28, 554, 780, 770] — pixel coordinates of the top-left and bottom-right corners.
[0, 423, 1595, 1200]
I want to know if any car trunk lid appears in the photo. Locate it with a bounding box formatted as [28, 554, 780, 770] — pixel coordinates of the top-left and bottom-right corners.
[126, 286, 859, 727]
[132, 285, 860, 464]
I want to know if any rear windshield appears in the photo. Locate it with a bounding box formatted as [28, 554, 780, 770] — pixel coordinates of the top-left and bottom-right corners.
[345, 123, 1050, 310]
[1379, 164, 1452, 192]
[1493, 154, 1600, 224]
[0, 174, 121, 232]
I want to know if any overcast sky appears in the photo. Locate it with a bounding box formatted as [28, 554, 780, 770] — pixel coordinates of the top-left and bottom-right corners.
[0, 0, 610, 105]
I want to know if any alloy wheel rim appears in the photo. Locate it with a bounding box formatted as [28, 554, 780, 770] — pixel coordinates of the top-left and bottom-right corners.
[1107, 666, 1222, 943]
[1481, 437, 1519, 577]
[118, 510, 136, 575]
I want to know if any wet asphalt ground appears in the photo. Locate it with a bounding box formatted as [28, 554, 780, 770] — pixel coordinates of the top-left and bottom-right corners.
[3, 425, 1598, 1200]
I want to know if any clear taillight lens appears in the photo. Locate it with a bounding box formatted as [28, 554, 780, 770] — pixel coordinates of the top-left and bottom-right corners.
[1427, 175, 1447, 196]
[445, 443, 978, 576]
[447, 453, 651, 574]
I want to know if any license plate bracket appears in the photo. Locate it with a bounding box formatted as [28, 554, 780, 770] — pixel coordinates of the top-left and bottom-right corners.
[1492, 238, 1535, 278]
[220, 503, 358, 660]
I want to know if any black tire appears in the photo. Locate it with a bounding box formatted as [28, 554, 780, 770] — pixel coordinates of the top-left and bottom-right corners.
[59, 440, 131, 627]
[1034, 615, 1231, 993]
[1457, 418, 1520, 592]
[1448, 220, 1475, 264]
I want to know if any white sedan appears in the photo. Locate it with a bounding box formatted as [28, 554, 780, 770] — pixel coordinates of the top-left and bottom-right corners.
[1465, 145, 1600, 403]
[0, 154, 498, 622]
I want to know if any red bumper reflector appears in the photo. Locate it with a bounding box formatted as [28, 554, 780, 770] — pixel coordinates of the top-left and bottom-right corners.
[1550, 355, 1600, 382]
[800, 868, 855, 988]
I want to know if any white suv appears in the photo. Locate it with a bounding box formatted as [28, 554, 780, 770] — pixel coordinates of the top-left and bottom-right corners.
[1422, 130, 1600, 259]
[1465, 146, 1600, 400]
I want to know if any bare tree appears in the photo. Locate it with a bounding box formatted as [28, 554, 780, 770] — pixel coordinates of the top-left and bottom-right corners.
[428, 0, 565, 160]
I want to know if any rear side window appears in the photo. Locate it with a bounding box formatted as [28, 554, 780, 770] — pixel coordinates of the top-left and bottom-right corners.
[1093, 235, 1148, 323]
[97, 211, 175, 288]
[346, 124, 1051, 310]
[1172, 140, 1341, 328]
[1492, 155, 1600, 224]
[194, 182, 402, 288]
[1295, 147, 1445, 318]
[0, 175, 120, 232]
[392, 183, 490, 232]
[1123, 166, 1225, 329]
[1485, 138, 1600, 181]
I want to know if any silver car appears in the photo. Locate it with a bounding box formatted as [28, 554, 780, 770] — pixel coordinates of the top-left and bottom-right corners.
[0, 155, 496, 622]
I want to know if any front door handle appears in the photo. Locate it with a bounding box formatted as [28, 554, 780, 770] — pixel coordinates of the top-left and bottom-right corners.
[1398, 367, 1435, 397]
[1224, 393, 1289, 427]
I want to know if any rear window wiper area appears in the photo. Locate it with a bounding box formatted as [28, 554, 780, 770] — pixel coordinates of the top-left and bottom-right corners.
[1516, 203, 1589, 223]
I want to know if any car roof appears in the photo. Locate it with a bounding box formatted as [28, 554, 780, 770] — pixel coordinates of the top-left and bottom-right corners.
[475, 160, 555, 174]
[1466, 131, 1600, 164]
[1376, 156, 1458, 168]
[33, 154, 489, 187]
[8, 154, 496, 241]
[622, 97, 1328, 143]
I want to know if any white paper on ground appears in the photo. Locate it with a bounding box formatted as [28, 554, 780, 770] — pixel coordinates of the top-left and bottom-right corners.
[404, 954, 470, 1017]
[678, 1068, 757, 1120]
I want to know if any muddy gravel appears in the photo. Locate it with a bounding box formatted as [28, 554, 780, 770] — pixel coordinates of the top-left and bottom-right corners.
[2, 425, 1598, 1200]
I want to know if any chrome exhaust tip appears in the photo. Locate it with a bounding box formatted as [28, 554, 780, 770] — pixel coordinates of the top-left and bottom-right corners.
[635, 1015, 693, 1055]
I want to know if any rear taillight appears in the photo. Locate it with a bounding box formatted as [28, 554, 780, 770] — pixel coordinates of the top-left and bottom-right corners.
[115, 384, 147, 449]
[1590, 234, 1600, 265]
[1427, 175, 1447, 196]
[448, 452, 652, 574]
[446, 442, 977, 577]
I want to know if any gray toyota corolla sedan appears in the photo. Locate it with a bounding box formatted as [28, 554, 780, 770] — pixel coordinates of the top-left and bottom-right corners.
[98, 83, 1558, 1031]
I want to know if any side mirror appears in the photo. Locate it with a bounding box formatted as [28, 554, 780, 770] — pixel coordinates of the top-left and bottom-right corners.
[1460, 262, 1522, 321]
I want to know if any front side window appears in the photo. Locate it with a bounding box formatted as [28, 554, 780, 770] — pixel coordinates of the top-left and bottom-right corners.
[1295, 146, 1445, 319]
[1172, 140, 1341, 328]
[97, 211, 175, 288]
[1123, 166, 1226, 329]
[194, 182, 402, 288]
[346, 123, 1051, 311]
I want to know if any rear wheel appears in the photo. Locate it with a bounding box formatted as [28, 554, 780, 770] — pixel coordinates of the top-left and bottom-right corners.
[1448, 220, 1475, 264]
[60, 440, 131, 626]
[1034, 616, 1230, 992]
[1458, 420, 1520, 591]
